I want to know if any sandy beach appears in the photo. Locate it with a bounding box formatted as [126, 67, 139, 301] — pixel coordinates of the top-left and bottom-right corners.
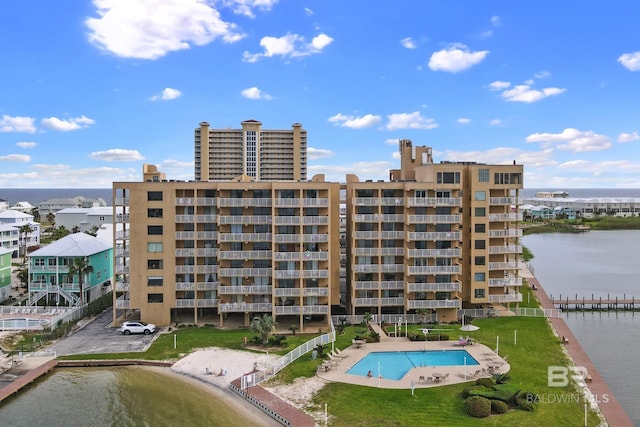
[169, 347, 326, 425]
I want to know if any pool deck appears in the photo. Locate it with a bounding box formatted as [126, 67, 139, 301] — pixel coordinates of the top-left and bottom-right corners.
[317, 339, 509, 389]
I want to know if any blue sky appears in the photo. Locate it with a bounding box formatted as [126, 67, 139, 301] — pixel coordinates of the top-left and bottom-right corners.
[1, 0, 640, 188]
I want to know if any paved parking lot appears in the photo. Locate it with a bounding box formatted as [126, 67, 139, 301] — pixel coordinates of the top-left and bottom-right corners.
[49, 310, 161, 356]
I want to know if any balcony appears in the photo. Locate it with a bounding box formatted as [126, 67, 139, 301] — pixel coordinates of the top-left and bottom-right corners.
[219, 302, 272, 312]
[353, 264, 381, 273]
[115, 297, 130, 309]
[489, 212, 523, 222]
[408, 197, 461, 207]
[408, 282, 461, 292]
[275, 306, 301, 314]
[218, 233, 272, 242]
[489, 277, 523, 287]
[175, 214, 194, 223]
[196, 298, 219, 307]
[489, 197, 521, 205]
[218, 267, 272, 277]
[115, 214, 129, 223]
[218, 285, 272, 295]
[196, 197, 217, 206]
[274, 270, 300, 279]
[407, 265, 462, 275]
[488, 245, 522, 254]
[218, 250, 272, 260]
[196, 231, 218, 240]
[353, 248, 380, 256]
[301, 234, 328, 243]
[353, 214, 405, 222]
[273, 216, 301, 225]
[218, 198, 272, 207]
[175, 248, 195, 257]
[408, 231, 461, 241]
[408, 299, 461, 309]
[353, 297, 404, 307]
[175, 198, 194, 206]
[115, 265, 129, 274]
[274, 234, 300, 243]
[30, 265, 69, 273]
[218, 215, 272, 225]
[488, 262, 520, 270]
[175, 231, 195, 240]
[197, 248, 219, 257]
[115, 248, 130, 257]
[353, 231, 403, 239]
[407, 248, 461, 258]
[302, 198, 329, 207]
[196, 214, 218, 222]
[302, 269, 329, 278]
[381, 247, 404, 256]
[488, 293, 523, 303]
[303, 305, 330, 314]
[115, 282, 129, 292]
[115, 230, 130, 240]
[176, 299, 195, 308]
[302, 216, 329, 225]
[407, 215, 461, 224]
[488, 229, 523, 238]
[115, 197, 129, 206]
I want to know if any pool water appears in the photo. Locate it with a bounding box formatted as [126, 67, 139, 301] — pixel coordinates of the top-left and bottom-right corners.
[347, 350, 479, 380]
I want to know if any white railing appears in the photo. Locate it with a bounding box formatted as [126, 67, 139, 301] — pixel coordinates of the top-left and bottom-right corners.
[489, 293, 523, 303]
[218, 302, 272, 312]
[218, 215, 272, 224]
[408, 299, 461, 309]
[407, 214, 461, 223]
[489, 197, 521, 205]
[488, 229, 523, 238]
[407, 248, 461, 258]
[408, 282, 461, 292]
[488, 245, 522, 254]
[407, 265, 461, 275]
[488, 262, 520, 270]
[218, 233, 272, 242]
[488, 277, 523, 287]
[408, 197, 462, 207]
[219, 268, 272, 277]
[408, 231, 461, 241]
[217, 286, 272, 295]
[218, 250, 272, 260]
[489, 212, 523, 222]
[353, 280, 405, 290]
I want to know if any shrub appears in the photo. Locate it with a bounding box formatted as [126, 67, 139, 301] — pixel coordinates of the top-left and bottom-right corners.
[426, 335, 439, 341]
[475, 377, 495, 388]
[515, 391, 537, 411]
[491, 399, 508, 414]
[492, 372, 511, 384]
[439, 333, 449, 341]
[464, 396, 491, 418]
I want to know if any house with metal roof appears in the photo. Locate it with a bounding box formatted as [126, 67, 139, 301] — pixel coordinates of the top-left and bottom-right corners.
[0, 248, 11, 303]
[55, 207, 113, 233]
[28, 233, 113, 306]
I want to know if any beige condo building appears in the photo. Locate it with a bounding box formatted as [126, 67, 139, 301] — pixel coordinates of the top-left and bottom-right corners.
[195, 120, 307, 182]
[113, 133, 523, 328]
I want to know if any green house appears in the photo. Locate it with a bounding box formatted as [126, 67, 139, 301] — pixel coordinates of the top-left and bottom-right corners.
[28, 233, 113, 306]
[0, 248, 11, 303]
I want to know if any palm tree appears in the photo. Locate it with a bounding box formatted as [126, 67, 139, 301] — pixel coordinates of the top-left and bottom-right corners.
[251, 314, 276, 345]
[18, 223, 34, 261]
[67, 257, 93, 305]
[46, 212, 55, 226]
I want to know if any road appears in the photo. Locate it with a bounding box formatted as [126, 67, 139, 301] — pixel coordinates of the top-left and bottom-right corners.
[49, 310, 160, 356]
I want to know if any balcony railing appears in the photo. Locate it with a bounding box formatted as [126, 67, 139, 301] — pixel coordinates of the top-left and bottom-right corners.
[115, 297, 130, 309]
[408, 231, 461, 241]
[115, 197, 129, 206]
[407, 215, 461, 224]
[196, 197, 217, 206]
[489, 197, 521, 205]
[175, 214, 194, 223]
[408, 282, 461, 292]
[407, 248, 461, 258]
[218, 267, 272, 277]
[353, 214, 405, 222]
[196, 231, 218, 240]
[218, 233, 272, 242]
[115, 282, 129, 292]
[115, 214, 129, 223]
[353, 231, 404, 239]
[275, 306, 301, 314]
[273, 216, 300, 225]
[488, 293, 523, 303]
[408, 299, 461, 309]
[302, 270, 329, 278]
[407, 265, 462, 275]
[196, 214, 218, 222]
[218, 285, 272, 295]
[274, 270, 301, 279]
[489, 212, 523, 222]
[115, 248, 130, 257]
[302, 216, 329, 225]
[353, 280, 405, 290]
[196, 298, 219, 307]
[175, 231, 195, 240]
[488, 229, 523, 238]
[353, 297, 404, 307]
[488, 245, 522, 254]
[488, 262, 520, 270]
[218, 198, 272, 207]
[219, 302, 272, 312]
[301, 234, 329, 243]
[408, 198, 461, 207]
[218, 215, 271, 224]
[489, 277, 523, 287]
[29, 265, 70, 273]
[218, 250, 272, 260]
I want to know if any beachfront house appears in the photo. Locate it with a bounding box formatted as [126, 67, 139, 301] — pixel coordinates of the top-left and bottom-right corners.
[553, 206, 576, 220]
[0, 210, 40, 254]
[531, 205, 554, 220]
[55, 207, 113, 234]
[0, 199, 8, 212]
[28, 233, 113, 306]
[0, 248, 11, 303]
[9, 201, 34, 214]
[0, 224, 20, 258]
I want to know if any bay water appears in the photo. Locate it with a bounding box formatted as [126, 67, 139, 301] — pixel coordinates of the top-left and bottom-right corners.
[523, 230, 640, 425]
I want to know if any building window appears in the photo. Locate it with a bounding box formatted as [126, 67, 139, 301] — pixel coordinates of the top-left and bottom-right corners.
[147, 191, 163, 201]
[474, 288, 485, 297]
[474, 207, 486, 217]
[475, 224, 485, 233]
[474, 273, 486, 282]
[474, 256, 485, 266]
[147, 242, 163, 253]
[475, 240, 485, 249]
[148, 277, 163, 286]
[437, 172, 460, 184]
[148, 259, 163, 269]
[148, 208, 163, 218]
[478, 169, 489, 182]
[48, 259, 57, 266]
[148, 293, 164, 303]
[97, 271, 102, 280]
[34, 258, 45, 266]
[474, 191, 486, 201]
[147, 225, 163, 235]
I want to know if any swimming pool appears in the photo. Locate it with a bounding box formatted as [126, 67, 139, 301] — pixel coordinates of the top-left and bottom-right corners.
[0, 318, 50, 330]
[347, 350, 479, 380]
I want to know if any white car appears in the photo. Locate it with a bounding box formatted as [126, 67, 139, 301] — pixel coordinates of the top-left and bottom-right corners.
[120, 321, 156, 335]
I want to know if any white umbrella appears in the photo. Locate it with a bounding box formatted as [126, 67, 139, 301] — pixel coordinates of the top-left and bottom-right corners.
[459, 324, 479, 332]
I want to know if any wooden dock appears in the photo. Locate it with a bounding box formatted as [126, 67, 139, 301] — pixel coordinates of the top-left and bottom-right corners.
[0, 359, 58, 403]
[551, 294, 640, 311]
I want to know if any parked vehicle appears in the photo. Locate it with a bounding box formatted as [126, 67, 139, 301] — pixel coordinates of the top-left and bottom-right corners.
[120, 321, 156, 335]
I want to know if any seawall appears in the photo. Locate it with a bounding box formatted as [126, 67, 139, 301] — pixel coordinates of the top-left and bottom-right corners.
[522, 264, 633, 427]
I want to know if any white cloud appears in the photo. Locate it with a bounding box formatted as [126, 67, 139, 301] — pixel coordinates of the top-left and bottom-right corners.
[618, 131, 640, 143]
[307, 147, 334, 160]
[488, 81, 511, 91]
[242, 32, 333, 62]
[221, 0, 279, 18]
[41, 115, 95, 131]
[385, 138, 400, 145]
[490, 16, 501, 27]
[241, 86, 273, 100]
[618, 52, 640, 71]
[456, 118, 471, 124]
[499, 84, 566, 103]
[16, 141, 37, 149]
[391, 151, 401, 159]
[526, 128, 612, 152]
[0, 154, 30, 162]
[386, 112, 437, 130]
[428, 44, 489, 73]
[441, 147, 556, 168]
[0, 115, 37, 133]
[557, 159, 640, 175]
[150, 87, 182, 101]
[489, 118, 502, 126]
[534, 70, 551, 79]
[90, 148, 145, 161]
[328, 113, 382, 129]
[400, 37, 416, 49]
[86, 0, 245, 60]
[304, 7, 314, 16]
[0, 164, 135, 188]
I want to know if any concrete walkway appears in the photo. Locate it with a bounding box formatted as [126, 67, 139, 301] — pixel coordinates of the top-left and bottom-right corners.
[522, 264, 633, 427]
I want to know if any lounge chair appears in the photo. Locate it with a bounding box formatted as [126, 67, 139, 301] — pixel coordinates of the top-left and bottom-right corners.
[330, 350, 348, 359]
[334, 348, 349, 358]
